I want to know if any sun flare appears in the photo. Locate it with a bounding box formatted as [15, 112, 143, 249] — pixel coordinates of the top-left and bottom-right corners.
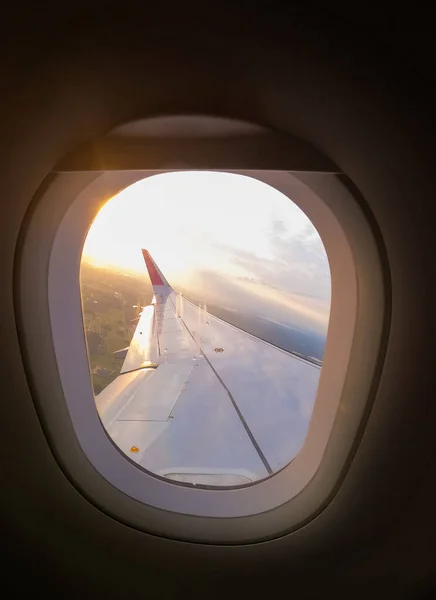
[83, 171, 314, 281]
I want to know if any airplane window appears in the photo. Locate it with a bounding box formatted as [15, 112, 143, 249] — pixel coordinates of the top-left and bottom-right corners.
[80, 171, 331, 487]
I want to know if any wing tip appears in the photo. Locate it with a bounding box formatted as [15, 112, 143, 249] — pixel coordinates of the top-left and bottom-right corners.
[141, 248, 170, 288]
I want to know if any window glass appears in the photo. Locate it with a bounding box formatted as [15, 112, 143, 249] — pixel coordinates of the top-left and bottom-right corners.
[80, 171, 331, 486]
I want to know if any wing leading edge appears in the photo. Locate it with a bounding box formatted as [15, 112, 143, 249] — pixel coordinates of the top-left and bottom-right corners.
[96, 249, 321, 485]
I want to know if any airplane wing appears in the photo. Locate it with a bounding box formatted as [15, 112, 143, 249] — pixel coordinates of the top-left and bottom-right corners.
[95, 249, 321, 485]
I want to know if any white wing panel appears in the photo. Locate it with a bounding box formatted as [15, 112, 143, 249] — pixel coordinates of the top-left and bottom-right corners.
[117, 361, 194, 421]
[121, 292, 196, 373]
[108, 420, 170, 463]
[96, 369, 155, 427]
[178, 297, 321, 471]
[159, 317, 183, 334]
[121, 305, 159, 373]
[159, 330, 196, 357]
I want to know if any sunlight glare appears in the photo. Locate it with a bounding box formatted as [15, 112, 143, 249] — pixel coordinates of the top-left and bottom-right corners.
[83, 171, 312, 284]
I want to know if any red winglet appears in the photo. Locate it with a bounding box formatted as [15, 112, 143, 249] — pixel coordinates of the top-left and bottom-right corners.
[142, 249, 170, 288]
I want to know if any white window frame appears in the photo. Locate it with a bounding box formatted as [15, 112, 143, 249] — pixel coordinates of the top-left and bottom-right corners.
[16, 168, 386, 544]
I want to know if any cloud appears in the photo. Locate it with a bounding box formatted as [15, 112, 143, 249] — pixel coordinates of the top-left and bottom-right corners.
[172, 216, 331, 343]
[179, 267, 329, 337]
[211, 219, 331, 303]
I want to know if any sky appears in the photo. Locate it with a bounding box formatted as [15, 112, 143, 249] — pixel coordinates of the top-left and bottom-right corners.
[82, 171, 331, 334]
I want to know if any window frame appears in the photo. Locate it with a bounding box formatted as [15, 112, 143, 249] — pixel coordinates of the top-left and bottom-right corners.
[16, 167, 386, 544]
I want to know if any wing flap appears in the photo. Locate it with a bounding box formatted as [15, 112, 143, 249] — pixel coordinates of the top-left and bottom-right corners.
[117, 361, 194, 421]
[108, 420, 170, 463]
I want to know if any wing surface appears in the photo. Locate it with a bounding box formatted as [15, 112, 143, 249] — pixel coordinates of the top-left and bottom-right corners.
[96, 249, 321, 484]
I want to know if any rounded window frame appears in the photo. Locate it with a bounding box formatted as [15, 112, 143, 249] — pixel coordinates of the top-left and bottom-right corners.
[16, 159, 387, 543]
